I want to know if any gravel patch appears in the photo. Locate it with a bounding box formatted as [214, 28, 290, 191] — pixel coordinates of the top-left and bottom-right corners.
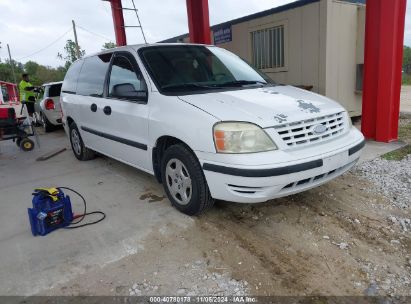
[128, 259, 249, 296]
[356, 155, 411, 209]
[387, 216, 411, 233]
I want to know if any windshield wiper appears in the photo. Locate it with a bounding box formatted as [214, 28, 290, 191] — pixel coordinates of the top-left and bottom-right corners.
[161, 83, 219, 91]
[217, 80, 268, 87]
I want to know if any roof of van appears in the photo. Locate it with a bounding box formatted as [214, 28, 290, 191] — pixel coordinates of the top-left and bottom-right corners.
[82, 43, 213, 59]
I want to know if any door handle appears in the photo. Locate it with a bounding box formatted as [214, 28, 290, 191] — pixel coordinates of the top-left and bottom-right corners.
[103, 106, 112, 115]
[90, 103, 97, 112]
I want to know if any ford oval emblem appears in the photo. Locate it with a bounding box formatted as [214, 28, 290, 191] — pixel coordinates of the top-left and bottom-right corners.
[313, 124, 327, 134]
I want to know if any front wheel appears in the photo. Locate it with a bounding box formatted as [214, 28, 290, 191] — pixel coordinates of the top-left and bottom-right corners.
[161, 144, 214, 215]
[69, 122, 95, 161]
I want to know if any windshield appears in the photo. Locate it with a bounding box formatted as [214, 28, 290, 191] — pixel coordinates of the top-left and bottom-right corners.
[139, 45, 274, 94]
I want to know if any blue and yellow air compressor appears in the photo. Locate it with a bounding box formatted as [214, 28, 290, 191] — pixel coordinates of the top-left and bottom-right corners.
[28, 187, 105, 236]
[28, 188, 74, 236]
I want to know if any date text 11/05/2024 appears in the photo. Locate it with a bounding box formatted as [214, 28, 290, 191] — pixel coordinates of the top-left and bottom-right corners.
[149, 296, 258, 303]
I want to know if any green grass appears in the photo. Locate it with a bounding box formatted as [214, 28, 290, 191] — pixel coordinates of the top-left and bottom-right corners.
[381, 145, 411, 161]
[380, 118, 411, 160]
[403, 74, 411, 85]
[398, 123, 411, 142]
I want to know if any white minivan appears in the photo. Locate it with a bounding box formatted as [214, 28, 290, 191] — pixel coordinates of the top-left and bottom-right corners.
[61, 43, 365, 215]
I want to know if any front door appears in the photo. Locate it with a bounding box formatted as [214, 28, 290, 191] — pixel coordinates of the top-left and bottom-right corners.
[81, 51, 151, 172]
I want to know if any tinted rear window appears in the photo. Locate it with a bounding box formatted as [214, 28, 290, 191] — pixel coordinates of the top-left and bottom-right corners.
[76, 54, 112, 97]
[48, 83, 62, 97]
[62, 60, 83, 94]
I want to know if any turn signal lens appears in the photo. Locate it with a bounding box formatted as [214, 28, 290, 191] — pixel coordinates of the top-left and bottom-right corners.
[214, 130, 225, 151]
[213, 122, 277, 153]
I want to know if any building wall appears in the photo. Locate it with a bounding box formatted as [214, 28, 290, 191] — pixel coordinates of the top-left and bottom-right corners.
[216, 1, 322, 94]
[324, 0, 365, 116]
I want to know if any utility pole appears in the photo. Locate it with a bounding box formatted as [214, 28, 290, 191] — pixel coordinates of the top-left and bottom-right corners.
[72, 20, 81, 59]
[7, 44, 17, 85]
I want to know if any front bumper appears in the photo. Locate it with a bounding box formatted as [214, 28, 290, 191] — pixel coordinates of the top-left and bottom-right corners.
[198, 129, 365, 203]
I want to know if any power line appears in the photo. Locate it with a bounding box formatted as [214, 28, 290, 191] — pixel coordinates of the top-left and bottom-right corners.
[17, 28, 72, 61]
[76, 24, 112, 42]
[101, 1, 112, 16]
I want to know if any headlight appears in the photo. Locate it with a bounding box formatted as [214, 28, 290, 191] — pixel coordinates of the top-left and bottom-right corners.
[213, 122, 277, 153]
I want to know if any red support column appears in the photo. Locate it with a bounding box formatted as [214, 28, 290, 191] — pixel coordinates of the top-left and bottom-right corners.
[186, 0, 211, 44]
[108, 0, 127, 46]
[361, 0, 407, 142]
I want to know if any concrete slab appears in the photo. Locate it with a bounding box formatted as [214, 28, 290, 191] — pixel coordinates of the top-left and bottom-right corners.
[352, 122, 406, 163]
[0, 129, 193, 296]
[359, 140, 406, 163]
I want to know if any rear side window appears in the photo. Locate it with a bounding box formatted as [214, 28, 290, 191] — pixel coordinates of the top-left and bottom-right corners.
[77, 53, 112, 97]
[48, 83, 62, 97]
[62, 60, 83, 94]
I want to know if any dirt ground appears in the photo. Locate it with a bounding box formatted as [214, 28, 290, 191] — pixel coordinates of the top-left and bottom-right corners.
[43, 119, 411, 297]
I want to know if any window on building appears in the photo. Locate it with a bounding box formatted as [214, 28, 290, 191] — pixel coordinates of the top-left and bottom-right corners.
[356, 64, 364, 92]
[251, 25, 285, 70]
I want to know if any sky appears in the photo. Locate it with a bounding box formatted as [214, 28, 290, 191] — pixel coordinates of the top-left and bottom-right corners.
[0, 0, 410, 68]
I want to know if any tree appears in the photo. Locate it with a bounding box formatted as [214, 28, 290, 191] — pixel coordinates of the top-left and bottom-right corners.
[57, 39, 85, 70]
[0, 59, 65, 86]
[403, 46, 411, 75]
[102, 42, 117, 50]
[0, 59, 24, 83]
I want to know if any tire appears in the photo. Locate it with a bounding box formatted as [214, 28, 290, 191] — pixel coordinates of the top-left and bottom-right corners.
[40, 112, 54, 133]
[161, 144, 214, 215]
[20, 138, 35, 151]
[69, 121, 95, 161]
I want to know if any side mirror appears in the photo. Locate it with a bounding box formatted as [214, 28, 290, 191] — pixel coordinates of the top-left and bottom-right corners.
[111, 83, 148, 102]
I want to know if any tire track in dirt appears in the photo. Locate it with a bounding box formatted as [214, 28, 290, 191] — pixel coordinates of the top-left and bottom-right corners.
[194, 171, 410, 295]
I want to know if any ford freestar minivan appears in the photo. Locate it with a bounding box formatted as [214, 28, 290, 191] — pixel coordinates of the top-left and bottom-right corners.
[61, 43, 365, 215]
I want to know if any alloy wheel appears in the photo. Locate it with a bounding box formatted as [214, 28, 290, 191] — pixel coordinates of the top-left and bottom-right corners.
[71, 129, 81, 156]
[165, 158, 192, 205]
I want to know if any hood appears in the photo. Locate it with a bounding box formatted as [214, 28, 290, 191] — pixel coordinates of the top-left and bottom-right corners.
[178, 85, 346, 128]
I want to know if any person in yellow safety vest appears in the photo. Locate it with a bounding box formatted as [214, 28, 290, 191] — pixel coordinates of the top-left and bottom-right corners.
[19, 73, 37, 117]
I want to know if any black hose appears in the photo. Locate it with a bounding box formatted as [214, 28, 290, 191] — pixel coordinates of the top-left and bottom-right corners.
[58, 187, 106, 229]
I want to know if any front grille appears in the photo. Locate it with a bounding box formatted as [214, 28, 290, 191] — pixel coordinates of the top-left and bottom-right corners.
[281, 160, 357, 192]
[274, 112, 346, 148]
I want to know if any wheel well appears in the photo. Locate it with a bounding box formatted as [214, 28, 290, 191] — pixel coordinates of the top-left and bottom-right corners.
[66, 116, 74, 127]
[152, 136, 195, 184]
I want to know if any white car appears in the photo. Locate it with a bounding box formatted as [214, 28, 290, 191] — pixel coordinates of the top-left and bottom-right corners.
[35, 81, 63, 132]
[61, 44, 365, 215]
